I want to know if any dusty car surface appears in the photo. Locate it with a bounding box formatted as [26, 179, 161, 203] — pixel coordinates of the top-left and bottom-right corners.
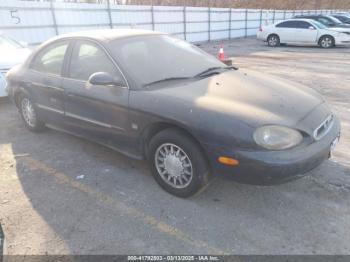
[6, 29, 341, 197]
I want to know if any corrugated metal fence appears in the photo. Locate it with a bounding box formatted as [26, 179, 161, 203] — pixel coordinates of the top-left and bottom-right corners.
[0, 0, 345, 45]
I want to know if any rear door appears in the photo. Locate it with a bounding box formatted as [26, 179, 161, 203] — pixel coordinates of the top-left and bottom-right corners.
[275, 21, 299, 43]
[27, 40, 71, 124]
[62, 39, 131, 152]
[294, 21, 319, 43]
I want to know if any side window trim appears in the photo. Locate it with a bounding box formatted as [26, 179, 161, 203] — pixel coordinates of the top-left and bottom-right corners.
[29, 40, 71, 77]
[64, 38, 129, 89]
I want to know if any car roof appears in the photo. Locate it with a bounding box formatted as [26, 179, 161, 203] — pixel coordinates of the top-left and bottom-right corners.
[277, 18, 317, 23]
[295, 14, 328, 17]
[49, 29, 164, 43]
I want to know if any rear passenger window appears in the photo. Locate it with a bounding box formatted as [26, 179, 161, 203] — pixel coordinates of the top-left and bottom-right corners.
[69, 41, 122, 82]
[31, 42, 68, 75]
[297, 21, 312, 29]
[276, 21, 299, 28]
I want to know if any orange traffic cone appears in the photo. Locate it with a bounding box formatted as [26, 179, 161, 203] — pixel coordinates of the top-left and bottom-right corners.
[218, 44, 225, 61]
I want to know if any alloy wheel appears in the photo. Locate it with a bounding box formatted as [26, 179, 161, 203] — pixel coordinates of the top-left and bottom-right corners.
[268, 36, 278, 46]
[321, 37, 333, 48]
[21, 98, 37, 127]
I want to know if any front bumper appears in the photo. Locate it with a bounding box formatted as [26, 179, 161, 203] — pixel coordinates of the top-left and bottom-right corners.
[205, 116, 341, 185]
[335, 34, 350, 45]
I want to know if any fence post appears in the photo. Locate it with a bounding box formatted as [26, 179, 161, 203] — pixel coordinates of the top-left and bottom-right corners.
[244, 9, 248, 38]
[272, 9, 275, 23]
[107, 0, 113, 29]
[283, 10, 286, 19]
[151, 5, 155, 31]
[50, 0, 58, 35]
[183, 6, 186, 40]
[259, 9, 262, 28]
[228, 8, 232, 39]
[208, 7, 211, 41]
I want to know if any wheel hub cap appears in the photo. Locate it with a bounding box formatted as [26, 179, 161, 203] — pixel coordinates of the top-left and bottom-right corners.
[322, 38, 331, 47]
[155, 143, 193, 189]
[21, 98, 36, 127]
[164, 154, 183, 177]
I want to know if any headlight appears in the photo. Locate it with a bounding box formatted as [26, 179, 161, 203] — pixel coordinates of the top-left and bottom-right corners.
[253, 125, 303, 150]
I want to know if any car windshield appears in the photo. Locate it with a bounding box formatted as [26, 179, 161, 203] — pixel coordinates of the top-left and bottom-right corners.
[0, 34, 23, 49]
[312, 20, 327, 29]
[326, 16, 342, 24]
[335, 15, 350, 23]
[108, 35, 226, 87]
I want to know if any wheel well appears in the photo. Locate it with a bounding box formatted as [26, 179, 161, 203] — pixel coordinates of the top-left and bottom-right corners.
[318, 34, 335, 44]
[14, 90, 24, 108]
[142, 123, 210, 166]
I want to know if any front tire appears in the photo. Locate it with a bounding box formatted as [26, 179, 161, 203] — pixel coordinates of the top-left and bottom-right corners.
[319, 35, 335, 48]
[148, 129, 210, 198]
[18, 94, 45, 132]
[267, 34, 280, 47]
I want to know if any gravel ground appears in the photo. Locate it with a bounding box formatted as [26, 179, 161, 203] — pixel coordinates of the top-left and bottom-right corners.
[0, 37, 349, 255]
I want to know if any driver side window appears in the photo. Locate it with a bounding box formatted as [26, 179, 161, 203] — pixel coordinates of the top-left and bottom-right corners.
[69, 41, 123, 82]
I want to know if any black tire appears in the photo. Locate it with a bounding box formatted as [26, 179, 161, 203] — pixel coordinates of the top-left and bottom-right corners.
[267, 34, 280, 47]
[18, 93, 45, 132]
[148, 128, 210, 198]
[319, 35, 335, 48]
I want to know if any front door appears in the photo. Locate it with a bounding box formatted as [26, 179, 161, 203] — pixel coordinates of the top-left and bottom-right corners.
[62, 40, 130, 153]
[294, 21, 318, 43]
[275, 20, 299, 43]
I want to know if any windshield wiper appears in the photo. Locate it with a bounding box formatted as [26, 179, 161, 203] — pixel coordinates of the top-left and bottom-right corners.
[143, 77, 192, 87]
[194, 66, 237, 78]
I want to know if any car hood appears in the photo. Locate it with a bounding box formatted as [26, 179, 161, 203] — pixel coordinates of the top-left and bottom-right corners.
[330, 23, 350, 28]
[327, 27, 350, 33]
[0, 48, 31, 70]
[146, 69, 324, 129]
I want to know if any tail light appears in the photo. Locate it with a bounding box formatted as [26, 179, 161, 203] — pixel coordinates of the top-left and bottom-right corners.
[259, 27, 263, 32]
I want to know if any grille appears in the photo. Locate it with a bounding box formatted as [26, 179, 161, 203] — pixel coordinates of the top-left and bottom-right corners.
[313, 114, 334, 140]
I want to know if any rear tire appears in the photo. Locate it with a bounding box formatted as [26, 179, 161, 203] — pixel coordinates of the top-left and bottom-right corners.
[18, 94, 45, 132]
[148, 129, 210, 198]
[267, 34, 280, 47]
[319, 35, 335, 48]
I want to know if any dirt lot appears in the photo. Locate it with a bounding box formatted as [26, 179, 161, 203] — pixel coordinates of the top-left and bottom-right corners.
[0, 38, 350, 255]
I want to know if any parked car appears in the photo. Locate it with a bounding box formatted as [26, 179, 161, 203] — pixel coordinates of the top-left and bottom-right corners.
[257, 19, 350, 48]
[0, 32, 31, 97]
[331, 14, 350, 25]
[293, 15, 350, 28]
[6, 29, 340, 197]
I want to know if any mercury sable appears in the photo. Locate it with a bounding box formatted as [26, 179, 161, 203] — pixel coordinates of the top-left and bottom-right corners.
[6, 29, 340, 197]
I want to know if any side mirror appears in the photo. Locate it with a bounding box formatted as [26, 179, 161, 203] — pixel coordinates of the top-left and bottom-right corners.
[309, 26, 316, 30]
[88, 72, 125, 87]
